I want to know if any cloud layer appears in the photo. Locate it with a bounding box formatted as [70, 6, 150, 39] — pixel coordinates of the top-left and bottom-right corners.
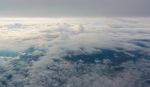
[0, 18, 150, 87]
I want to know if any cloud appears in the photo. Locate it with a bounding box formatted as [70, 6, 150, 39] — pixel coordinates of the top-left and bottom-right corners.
[0, 18, 149, 87]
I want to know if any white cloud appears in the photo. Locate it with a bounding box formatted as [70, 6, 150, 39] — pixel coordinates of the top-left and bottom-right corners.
[0, 18, 149, 87]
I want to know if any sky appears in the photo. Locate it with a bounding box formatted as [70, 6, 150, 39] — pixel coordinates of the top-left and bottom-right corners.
[0, 0, 150, 17]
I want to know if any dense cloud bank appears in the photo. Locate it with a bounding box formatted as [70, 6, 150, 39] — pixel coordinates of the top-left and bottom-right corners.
[0, 18, 150, 87]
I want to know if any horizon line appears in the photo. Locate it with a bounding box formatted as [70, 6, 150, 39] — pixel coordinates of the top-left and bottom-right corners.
[0, 17, 150, 21]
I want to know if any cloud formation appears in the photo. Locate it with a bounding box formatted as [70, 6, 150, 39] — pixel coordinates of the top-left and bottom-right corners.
[0, 18, 149, 87]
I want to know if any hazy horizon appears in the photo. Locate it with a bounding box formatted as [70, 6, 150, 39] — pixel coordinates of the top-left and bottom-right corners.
[0, 0, 150, 17]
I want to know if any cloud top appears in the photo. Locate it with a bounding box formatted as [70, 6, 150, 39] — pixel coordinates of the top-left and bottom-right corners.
[0, 18, 149, 87]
